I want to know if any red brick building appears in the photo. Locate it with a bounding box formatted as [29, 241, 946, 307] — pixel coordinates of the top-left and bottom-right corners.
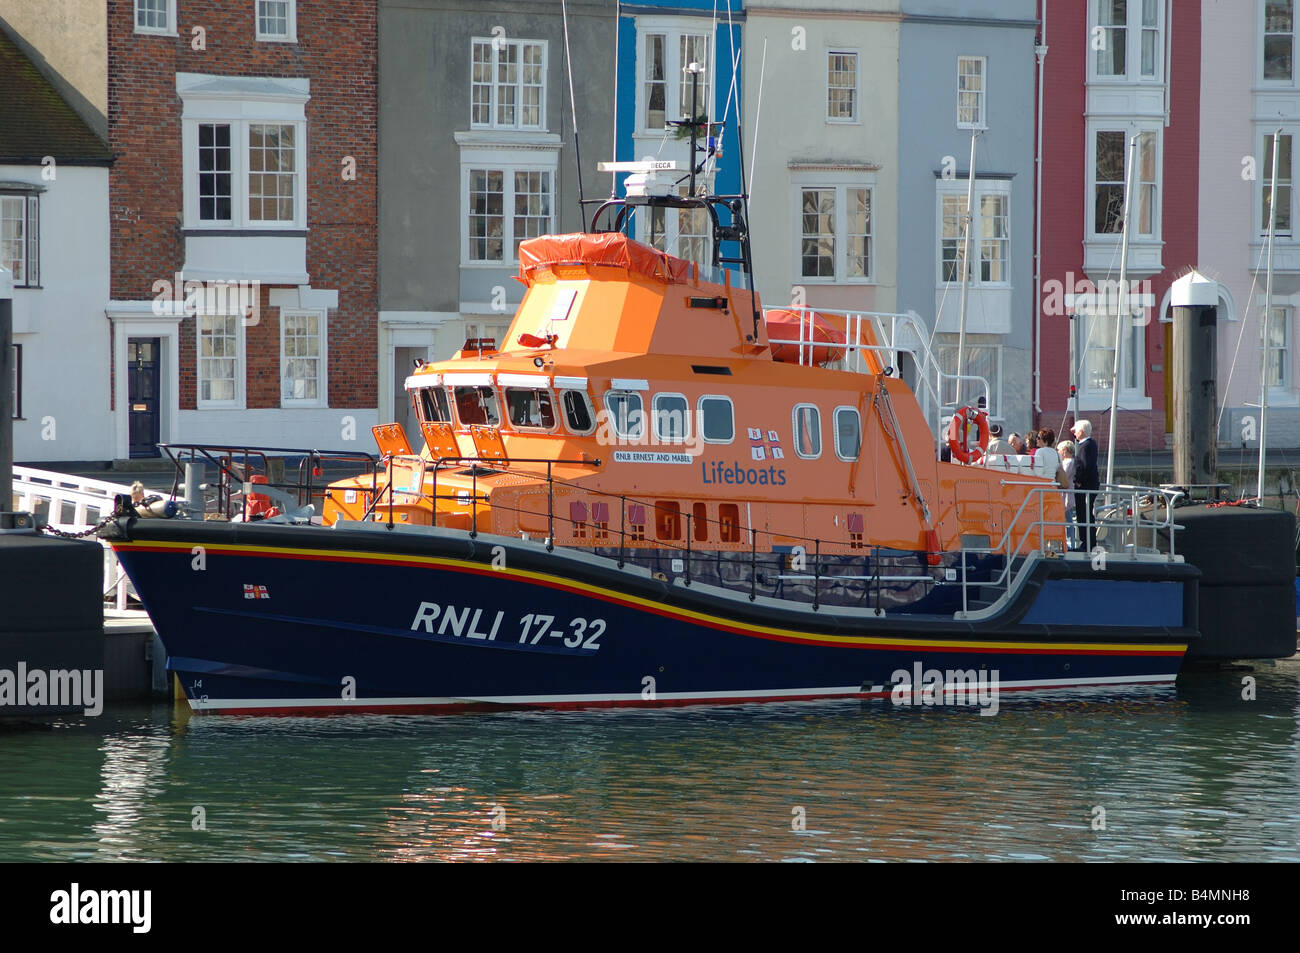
[105, 0, 377, 457]
[1036, 0, 1200, 453]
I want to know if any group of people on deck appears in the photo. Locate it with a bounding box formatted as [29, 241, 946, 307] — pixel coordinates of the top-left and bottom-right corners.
[981, 419, 1101, 552]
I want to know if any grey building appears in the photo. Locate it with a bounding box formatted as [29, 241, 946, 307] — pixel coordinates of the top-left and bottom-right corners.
[377, 0, 615, 434]
[896, 0, 1038, 431]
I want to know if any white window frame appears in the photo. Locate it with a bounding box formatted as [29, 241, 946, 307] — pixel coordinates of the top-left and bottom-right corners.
[832, 406, 861, 462]
[792, 177, 875, 284]
[255, 0, 298, 43]
[697, 395, 734, 444]
[652, 392, 691, 443]
[279, 308, 326, 408]
[935, 178, 1011, 287]
[134, 0, 177, 36]
[792, 403, 822, 459]
[1089, 0, 1165, 82]
[956, 56, 986, 129]
[1086, 124, 1161, 241]
[460, 163, 556, 266]
[1074, 308, 1147, 409]
[0, 192, 39, 288]
[605, 390, 646, 440]
[560, 388, 597, 436]
[470, 37, 548, 131]
[635, 18, 712, 135]
[1264, 305, 1293, 393]
[196, 310, 246, 410]
[826, 50, 859, 124]
[178, 74, 310, 232]
[1261, 0, 1297, 85]
[1258, 130, 1294, 237]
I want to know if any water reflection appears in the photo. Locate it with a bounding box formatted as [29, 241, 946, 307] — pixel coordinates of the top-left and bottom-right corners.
[0, 665, 1296, 861]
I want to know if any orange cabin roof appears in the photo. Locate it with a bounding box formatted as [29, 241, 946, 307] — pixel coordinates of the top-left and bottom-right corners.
[518, 232, 695, 286]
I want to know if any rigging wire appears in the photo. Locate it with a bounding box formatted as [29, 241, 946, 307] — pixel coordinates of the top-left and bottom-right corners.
[560, 0, 585, 221]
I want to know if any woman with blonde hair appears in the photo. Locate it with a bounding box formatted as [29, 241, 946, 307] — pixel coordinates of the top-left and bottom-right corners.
[1057, 439, 1078, 549]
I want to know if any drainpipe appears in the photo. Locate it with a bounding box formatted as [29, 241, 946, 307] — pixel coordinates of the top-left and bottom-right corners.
[1033, 2, 1048, 422]
[1, 266, 11, 511]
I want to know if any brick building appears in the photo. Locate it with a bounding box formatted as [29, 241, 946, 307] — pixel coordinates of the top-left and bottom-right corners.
[1035, 0, 1201, 454]
[105, 0, 377, 457]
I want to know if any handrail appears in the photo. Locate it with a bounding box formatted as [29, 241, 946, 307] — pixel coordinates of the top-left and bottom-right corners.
[764, 306, 991, 434]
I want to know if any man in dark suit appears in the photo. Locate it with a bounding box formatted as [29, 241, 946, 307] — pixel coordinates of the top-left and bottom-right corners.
[1071, 419, 1101, 550]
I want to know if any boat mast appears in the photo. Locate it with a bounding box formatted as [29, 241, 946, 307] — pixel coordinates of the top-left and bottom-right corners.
[1258, 128, 1282, 502]
[1104, 134, 1138, 488]
[954, 129, 978, 411]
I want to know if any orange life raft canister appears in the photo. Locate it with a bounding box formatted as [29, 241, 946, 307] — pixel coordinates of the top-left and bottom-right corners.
[764, 310, 847, 365]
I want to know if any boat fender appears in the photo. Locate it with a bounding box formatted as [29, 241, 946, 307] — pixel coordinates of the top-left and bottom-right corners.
[135, 497, 178, 519]
[924, 527, 943, 567]
[946, 406, 990, 464]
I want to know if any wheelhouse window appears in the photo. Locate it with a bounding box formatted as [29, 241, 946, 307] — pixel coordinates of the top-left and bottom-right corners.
[653, 393, 690, 443]
[0, 192, 38, 287]
[471, 38, 546, 130]
[605, 391, 645, 440]
[504, 386, 556, 430]
[698, 395, 734, 443]
[454, 385, 501, 426]
[416, 387, 451, 424]
[834, 407, 861, 461]
[793, 404, 821, 458]
[561, 389, 595, 434]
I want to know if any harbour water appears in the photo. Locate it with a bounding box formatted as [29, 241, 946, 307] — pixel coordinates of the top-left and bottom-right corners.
[1, 664, 1297, 862]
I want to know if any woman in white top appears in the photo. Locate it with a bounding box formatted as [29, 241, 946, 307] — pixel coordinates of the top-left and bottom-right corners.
[1057, 439, 1078, 549]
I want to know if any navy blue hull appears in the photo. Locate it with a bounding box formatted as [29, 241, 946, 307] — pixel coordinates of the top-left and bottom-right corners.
[108, 520, 1198, 714]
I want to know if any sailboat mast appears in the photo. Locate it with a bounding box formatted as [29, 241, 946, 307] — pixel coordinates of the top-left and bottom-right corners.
[1104, 134, 1138, 488]
[1258, 128, 1282, 502]
[954, 129, 978, 411]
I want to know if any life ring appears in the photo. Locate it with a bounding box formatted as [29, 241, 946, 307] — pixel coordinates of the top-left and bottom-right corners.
[946, 406, 990, 464]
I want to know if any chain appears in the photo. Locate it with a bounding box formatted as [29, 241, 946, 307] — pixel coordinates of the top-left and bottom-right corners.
[39, 514, 120, 539]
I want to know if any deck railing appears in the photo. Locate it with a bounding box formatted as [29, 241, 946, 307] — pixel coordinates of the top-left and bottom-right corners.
[763, 306, 991, 435]
[10, 466, 171, 613]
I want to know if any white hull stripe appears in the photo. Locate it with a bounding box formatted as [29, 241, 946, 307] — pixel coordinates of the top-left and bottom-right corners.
[185, 674, 1176, 711]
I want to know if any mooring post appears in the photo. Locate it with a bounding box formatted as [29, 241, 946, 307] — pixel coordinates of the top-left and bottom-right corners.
[1170, 271, 1219, 489]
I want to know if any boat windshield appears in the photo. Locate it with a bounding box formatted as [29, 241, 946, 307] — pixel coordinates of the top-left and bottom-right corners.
[504, 387, 556, 430]
[454, 385, 500, 427]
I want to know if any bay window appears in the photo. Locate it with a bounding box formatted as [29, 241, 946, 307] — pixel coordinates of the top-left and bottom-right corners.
[640, 27, 711, 132]
[465, 167, 553, 263]
[0, 191, 38, 288]
[795, 182, 873, 282]
[1091, 0, 1163, 81]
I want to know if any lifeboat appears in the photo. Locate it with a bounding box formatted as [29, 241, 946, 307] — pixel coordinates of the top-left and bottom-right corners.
[100, 145, 1199, 716]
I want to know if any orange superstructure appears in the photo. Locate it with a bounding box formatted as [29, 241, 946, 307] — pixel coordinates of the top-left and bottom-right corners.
[323, 231, 1063, 562]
